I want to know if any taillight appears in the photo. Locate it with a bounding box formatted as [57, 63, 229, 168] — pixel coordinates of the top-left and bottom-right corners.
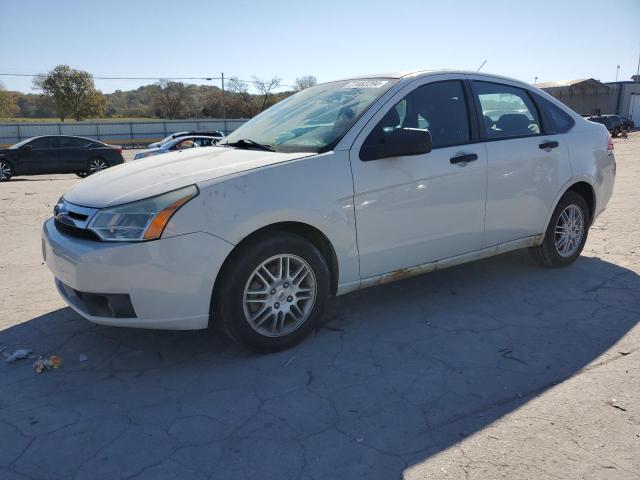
[607, 133, 614, 152]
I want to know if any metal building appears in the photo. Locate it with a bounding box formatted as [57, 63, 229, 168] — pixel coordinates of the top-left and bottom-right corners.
[535, 78, 640, 125]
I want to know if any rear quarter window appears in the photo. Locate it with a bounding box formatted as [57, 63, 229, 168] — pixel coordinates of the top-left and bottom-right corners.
[533, 94, 575, 134]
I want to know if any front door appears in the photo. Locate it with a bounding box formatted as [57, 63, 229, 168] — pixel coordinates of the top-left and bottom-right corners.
[19, 136, 60, 174]
[349, 78, 488, 279]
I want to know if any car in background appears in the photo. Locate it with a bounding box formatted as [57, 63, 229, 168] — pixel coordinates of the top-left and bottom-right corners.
[615, 115, 635, 131]
[134, 136, 219, 160]
[0, 136, 124, 182]
[586, 115, 624, 137]
[147, 131, 225, 149]
[43, 71, 615, 353]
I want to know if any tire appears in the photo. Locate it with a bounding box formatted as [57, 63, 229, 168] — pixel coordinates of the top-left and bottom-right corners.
[213, 232, 330, 352]
[530, 191, 590, 267]
[612, 127, 620, 138]
[0, 160, 13, 182]
[86, 157, 109, 176]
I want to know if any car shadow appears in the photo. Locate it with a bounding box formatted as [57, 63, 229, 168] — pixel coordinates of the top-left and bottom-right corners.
[1, 251, 638, 479]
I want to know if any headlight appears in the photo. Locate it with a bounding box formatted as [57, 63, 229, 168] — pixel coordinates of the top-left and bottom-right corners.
[88, 185, 198, 241]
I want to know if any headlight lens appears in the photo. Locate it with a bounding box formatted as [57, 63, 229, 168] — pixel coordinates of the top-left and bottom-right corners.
[88, 185, 198, 241]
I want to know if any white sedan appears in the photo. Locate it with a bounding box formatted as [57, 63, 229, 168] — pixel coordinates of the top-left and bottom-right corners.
[42, 70, 615, 352]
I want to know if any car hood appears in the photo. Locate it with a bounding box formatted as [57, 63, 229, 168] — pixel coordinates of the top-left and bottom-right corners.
[63, 146, 315, 208]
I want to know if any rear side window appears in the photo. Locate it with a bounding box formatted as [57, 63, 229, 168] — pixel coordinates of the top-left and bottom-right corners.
[473, 81, 541, 139]
[363, 80, 470, 151]
[60, 137, 90, 148]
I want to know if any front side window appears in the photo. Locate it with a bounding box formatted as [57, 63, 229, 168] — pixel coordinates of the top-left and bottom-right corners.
[30, 137, 60, 149]
[474, 82, 541, 139]
[362, 80, 470, 151]
[223, 78, 398, 153]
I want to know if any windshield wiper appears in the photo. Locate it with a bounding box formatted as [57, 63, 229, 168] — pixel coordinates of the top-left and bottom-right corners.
[223, 139, 275, 152]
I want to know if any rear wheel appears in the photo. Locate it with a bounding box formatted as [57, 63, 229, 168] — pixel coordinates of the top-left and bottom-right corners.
[530, 191, 589, 267]
[84, 158, 109, 176]
[0, 160, 13, 182]
[612, 127, 620, 138]
[213, 232, 330, 352]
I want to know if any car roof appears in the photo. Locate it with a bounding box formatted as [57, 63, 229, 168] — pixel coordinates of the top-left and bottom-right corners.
[328, 70, 535, 89]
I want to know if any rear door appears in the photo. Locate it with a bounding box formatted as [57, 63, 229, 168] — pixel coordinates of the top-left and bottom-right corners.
[58, 137, 91, 172]
[349, 76, 488, 278]
[18, 137, 60, 174]
[469, 78, 572, 246]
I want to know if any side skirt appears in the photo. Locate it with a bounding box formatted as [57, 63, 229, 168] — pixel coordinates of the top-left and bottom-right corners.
[336, 234, 544, 295]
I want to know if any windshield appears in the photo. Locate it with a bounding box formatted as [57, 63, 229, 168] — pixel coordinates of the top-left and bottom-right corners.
[223, 78, 398, 153]
[9, 138, 36, 149]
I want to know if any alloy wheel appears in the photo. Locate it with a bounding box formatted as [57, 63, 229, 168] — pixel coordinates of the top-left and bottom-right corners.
[0, 161, 11, 181]
[88, 159, 108, 174]
[242, 254, 317, 337]
[554, 204, 584, 257]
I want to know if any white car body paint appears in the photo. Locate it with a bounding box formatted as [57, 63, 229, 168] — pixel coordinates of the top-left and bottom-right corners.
[42, 70, 615, 329]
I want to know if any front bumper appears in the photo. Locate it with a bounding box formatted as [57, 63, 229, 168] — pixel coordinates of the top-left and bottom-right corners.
[42, 218, 234, 330]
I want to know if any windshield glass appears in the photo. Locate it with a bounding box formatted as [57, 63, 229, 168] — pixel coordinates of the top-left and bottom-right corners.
[9, 138, 36, 149]
[223, 78, 398, 153]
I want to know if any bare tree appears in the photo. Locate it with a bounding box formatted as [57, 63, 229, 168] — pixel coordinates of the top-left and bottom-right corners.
[150, 80, 188, 119]
[295, 75, 318, 91]
[252, 75, 282, 112]
[227, 77, 257, 117]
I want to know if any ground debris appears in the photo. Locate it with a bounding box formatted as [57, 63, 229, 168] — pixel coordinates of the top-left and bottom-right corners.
[607, 399, 627, 412]
[4, 349, 33, 363]
[33, 355, 63, 373]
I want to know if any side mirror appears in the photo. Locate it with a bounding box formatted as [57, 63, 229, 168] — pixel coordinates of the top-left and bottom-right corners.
[360, 128, 432, 161]
[20, 144, 33, 153]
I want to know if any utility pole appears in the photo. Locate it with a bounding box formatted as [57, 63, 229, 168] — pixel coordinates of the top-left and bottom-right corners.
[616, 65, 620, 82]
[534, 76, 538, 84]
[221, 72, 226, 120]
[636, 52, 640, 82]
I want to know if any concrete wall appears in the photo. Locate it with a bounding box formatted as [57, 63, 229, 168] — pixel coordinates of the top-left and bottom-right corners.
[0, 118, 248, 147]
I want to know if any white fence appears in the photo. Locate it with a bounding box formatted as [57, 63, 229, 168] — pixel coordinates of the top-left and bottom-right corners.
[0, 118, 248, 147]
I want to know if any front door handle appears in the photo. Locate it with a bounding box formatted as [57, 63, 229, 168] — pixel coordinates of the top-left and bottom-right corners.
[450, 153, 478, 165]
[539, 141, 559, 150]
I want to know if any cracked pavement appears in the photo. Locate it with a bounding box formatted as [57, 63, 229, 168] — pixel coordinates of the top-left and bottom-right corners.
[1, 137, 639, 479]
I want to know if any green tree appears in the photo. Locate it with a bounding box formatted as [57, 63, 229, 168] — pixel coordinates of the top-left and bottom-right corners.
[0, 81, 19, 118]
[33, 65, 106, 121]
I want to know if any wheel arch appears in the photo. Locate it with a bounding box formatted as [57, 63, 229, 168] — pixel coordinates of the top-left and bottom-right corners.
[213, 221, 340, 297]
[544, 179, 597, 233]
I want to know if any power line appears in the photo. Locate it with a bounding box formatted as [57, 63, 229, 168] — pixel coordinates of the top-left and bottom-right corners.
[0, 72, 296, 88]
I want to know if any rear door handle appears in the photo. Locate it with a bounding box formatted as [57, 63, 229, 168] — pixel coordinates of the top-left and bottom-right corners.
[450, 153, 478, 165]
[539, 141, 559, 150]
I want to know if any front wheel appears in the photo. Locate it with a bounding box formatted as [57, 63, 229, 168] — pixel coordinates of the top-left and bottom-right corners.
[530, 191, 589, 267]
[0, 160, 13, 182]
[213, 232, 330, 352]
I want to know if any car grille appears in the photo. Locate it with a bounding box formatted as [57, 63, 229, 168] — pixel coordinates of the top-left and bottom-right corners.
[53, 199, 100, 241]
[54, 219, 100, 241]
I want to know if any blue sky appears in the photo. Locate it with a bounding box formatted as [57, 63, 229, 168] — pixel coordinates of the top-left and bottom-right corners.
[2, 0, 639, 93]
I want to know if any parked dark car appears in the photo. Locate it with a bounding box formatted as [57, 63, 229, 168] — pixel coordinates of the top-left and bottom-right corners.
[615, 115, 635, 131]
[147, 130, 225, 148]
[0, 136, 124, 182]
[586, 115, 623, 137]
